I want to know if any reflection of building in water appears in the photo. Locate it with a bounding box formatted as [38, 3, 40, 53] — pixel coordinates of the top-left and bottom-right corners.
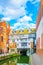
[36, 0, 43, 56]
[10, 29, 36, 55]
[17, 63, 28, 65]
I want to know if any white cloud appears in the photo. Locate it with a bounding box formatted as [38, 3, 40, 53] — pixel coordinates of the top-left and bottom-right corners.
[10, 15, 35, 30]
[0, 0, 36, 30]
[11, 0, 40, 7]
[2, 17, 11, 21]
[0, 0, 28, 21]
[19, 15, 32, 24]
[1, 7, 26, 21]
[11, 22, 36, 30]
[0, 0, 40, 21]
[29, 23, 36, 28]
[11, 23, 21, 29]
[2, 6, 26, 21]
[0, 6, 3, 14]
[10, 0, 28, 8]
[22, 15, 32, 21]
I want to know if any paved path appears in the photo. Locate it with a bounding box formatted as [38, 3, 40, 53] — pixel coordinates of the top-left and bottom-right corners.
[31, 53, 43, 65]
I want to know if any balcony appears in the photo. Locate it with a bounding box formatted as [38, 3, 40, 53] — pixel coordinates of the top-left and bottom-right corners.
[17, 43, 30, 49]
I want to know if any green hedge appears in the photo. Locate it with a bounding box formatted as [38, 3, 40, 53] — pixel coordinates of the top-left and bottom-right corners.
[0, 53, 19, 61]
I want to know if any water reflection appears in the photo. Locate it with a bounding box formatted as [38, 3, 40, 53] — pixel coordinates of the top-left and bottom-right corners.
[0, 56, 29, 65]
[17, 63, 28, 65]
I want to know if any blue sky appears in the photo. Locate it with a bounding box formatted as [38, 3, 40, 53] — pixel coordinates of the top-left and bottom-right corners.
[0, 0, 40, 30]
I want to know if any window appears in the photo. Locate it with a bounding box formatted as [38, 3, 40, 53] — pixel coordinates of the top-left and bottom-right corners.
[17, 39, 19, 41]
[0, 27, 3, 34]
[21, 42, 27, 46]
[20, 38, 27, 41]
[0, 36, 3, 42]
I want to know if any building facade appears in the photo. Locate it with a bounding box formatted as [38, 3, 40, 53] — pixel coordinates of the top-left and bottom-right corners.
[9, 30, 17, 53]
[0, 21, 10, 53]
[9, 29, 36, 55]
[15, 33, 36, 55]
[36, 0, 43, 56]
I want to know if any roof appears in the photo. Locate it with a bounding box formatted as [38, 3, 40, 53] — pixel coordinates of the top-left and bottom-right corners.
[11, 28, 36, 35]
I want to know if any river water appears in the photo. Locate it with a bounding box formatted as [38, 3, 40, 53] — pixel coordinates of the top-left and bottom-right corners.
[0, 56, 29, 65]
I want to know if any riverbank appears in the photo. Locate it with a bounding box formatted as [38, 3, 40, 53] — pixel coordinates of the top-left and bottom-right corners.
[0, 55, 29, 65]
[0, 53, 19, 61]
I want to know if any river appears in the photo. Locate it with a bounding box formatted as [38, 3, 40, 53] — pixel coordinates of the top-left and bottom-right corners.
[0, 55, 29, 65]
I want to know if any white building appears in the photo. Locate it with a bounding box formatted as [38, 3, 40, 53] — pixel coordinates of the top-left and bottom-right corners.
[9, 29, 36, 55]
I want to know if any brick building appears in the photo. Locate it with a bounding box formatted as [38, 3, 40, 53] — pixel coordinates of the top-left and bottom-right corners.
[0, 21, 10, 53]
[36, 0, 43, 56]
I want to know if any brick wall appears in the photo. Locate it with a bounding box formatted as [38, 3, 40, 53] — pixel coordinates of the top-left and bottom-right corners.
[37, 37, 40, 49]
[36, 0, 43, 56]
[41, 34, 43, 48]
